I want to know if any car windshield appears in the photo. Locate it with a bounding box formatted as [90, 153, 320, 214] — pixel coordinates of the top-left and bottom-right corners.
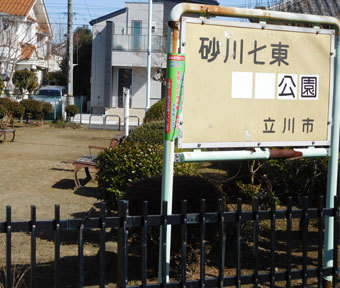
[37, 89, 61, 96]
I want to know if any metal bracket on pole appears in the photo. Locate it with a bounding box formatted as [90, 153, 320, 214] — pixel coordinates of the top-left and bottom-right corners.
[175, 148, 329, 163]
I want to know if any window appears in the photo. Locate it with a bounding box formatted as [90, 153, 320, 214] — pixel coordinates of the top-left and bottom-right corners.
[131, 20, 142, 50]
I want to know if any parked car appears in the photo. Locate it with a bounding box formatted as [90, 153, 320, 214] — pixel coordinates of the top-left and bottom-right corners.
[32, 86, 67, 120]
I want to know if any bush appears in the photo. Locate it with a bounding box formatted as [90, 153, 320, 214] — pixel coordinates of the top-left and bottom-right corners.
[42, 102, 53, 119]
[125, 175, 224, 273]
[144, 97, 165, 123]
[96, 142, 199, 209]
[21, 99, 42, 122]
[0, 98, 25, 119]
[126, 175, 222, 215]
[0, 97, 12, 109]
[9, 101, 25, 119]
[221, 157, 328, 208]
[0, 105, 7, 119]
[261, 158, 328, 205]
[126, 121, 164, 145]
[13, 69, 38, 94]
[65, 105, 79, 119]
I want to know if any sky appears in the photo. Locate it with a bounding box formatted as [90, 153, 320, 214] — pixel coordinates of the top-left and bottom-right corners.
[44, 0, 265, 40]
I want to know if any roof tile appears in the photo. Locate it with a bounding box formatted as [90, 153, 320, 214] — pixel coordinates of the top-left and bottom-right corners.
[0, 0, 36, 16]
[21, 43, 36, 60]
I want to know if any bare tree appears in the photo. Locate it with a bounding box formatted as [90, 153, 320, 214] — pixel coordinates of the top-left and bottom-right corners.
[0, 15, 51, 91]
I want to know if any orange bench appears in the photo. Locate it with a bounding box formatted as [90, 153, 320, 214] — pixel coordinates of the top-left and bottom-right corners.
[73, 135, 125, 187]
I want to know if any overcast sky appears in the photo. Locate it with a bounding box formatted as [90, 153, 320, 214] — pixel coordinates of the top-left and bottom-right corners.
[44, 0, 261, 32]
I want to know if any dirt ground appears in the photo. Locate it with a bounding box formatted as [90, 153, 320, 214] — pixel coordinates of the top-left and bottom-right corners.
[0, 124, 121, 221]
[0, 124, 121, 287]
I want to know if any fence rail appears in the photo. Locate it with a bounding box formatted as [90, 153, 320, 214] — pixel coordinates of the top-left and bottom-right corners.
[0, 196, 339, 287]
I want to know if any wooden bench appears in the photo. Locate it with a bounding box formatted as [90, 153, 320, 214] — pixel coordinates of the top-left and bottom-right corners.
[73, 135, 125, 187]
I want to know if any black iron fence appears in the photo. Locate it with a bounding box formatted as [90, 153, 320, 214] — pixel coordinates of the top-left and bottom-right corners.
[0, 196, 339, 287]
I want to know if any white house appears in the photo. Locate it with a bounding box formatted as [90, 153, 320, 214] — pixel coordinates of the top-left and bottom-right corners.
[89, 0, 219, 120]
[0, 0, 55, 91]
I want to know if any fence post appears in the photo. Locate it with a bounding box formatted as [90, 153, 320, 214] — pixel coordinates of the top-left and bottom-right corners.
[124, 88, 130, 136]
[117, 200, 129, 288]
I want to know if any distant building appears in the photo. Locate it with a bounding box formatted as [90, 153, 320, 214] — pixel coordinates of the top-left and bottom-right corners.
[89, 0, 219, 118]
[0, 0, 56, 91]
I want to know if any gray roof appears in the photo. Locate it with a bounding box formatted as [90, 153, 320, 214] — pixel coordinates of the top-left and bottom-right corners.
[89, 8, 126, 26]
[270, 0, 340, 17]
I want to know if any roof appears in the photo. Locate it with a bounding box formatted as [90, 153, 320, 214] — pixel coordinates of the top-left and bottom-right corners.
[270, 0, 340, 17]
[0, 0, 35, 16]
[21, 43, 37, 60]
[89, 8, 126, 26]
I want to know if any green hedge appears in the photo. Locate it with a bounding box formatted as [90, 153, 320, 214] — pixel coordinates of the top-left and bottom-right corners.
[126, 121, 164, 145]
[65, 105, 79, 118]
[143, 97, 165, 123]
[42, 102, 53, 119]
[0, 98, 25, 119]
[96, 142, 199, 209]
[21, 99, 42, 122]
[125, 175, 223, 272]
[0, 105, 7, 119]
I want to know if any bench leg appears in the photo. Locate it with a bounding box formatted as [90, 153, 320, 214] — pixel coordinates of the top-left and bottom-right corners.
[10, 131, 15, 142]
[85, 167, 92, 180]
[74, 166, 81, 187]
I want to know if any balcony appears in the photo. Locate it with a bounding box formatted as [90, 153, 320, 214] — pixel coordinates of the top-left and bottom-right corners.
[112, 34, 166, 53]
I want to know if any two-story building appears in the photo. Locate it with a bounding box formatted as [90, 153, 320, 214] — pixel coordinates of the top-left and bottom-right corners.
[0, 0, 55, 91]
[89, 0, 219, 119]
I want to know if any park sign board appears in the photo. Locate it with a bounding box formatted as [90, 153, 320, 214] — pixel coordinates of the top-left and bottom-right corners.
[178, 17, 335, 149]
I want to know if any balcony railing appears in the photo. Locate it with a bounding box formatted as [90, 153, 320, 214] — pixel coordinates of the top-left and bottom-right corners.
[112, 34, 165, 53]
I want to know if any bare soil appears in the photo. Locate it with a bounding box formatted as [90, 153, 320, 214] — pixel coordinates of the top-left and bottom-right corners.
[0, 124, 121, 221]
[0, 124, 122, 287]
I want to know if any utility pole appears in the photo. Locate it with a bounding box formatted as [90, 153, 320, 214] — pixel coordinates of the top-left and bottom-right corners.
[145, 0, 152, 112]
[67, 0, 74, 105]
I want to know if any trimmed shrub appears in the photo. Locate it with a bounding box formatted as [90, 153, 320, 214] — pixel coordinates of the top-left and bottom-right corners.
[13, 69, 38, 94]
[9, 101, 25, 119]
[0, 98, 25, 119]
[125, 175, 224, 273]
[0, 105, 7, 119]
[126, 121, 164, 145]
[0, 98, 12, 110]
[42, 102, 53, 119]
[126, 175, 222, 215]
[96, 142, 199, 209]
[65, 105, 79, 118]
[21, 99, 42, 122]
[143, 97, 165, 123]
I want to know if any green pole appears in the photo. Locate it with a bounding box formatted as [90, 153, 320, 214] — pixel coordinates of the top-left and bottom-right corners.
[158, 46, 185, 282]
[324, 34, 340, 283]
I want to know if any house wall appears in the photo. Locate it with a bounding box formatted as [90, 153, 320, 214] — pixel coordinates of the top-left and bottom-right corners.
[126, 2, 163, 36]
[91, 1, 166, 113]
